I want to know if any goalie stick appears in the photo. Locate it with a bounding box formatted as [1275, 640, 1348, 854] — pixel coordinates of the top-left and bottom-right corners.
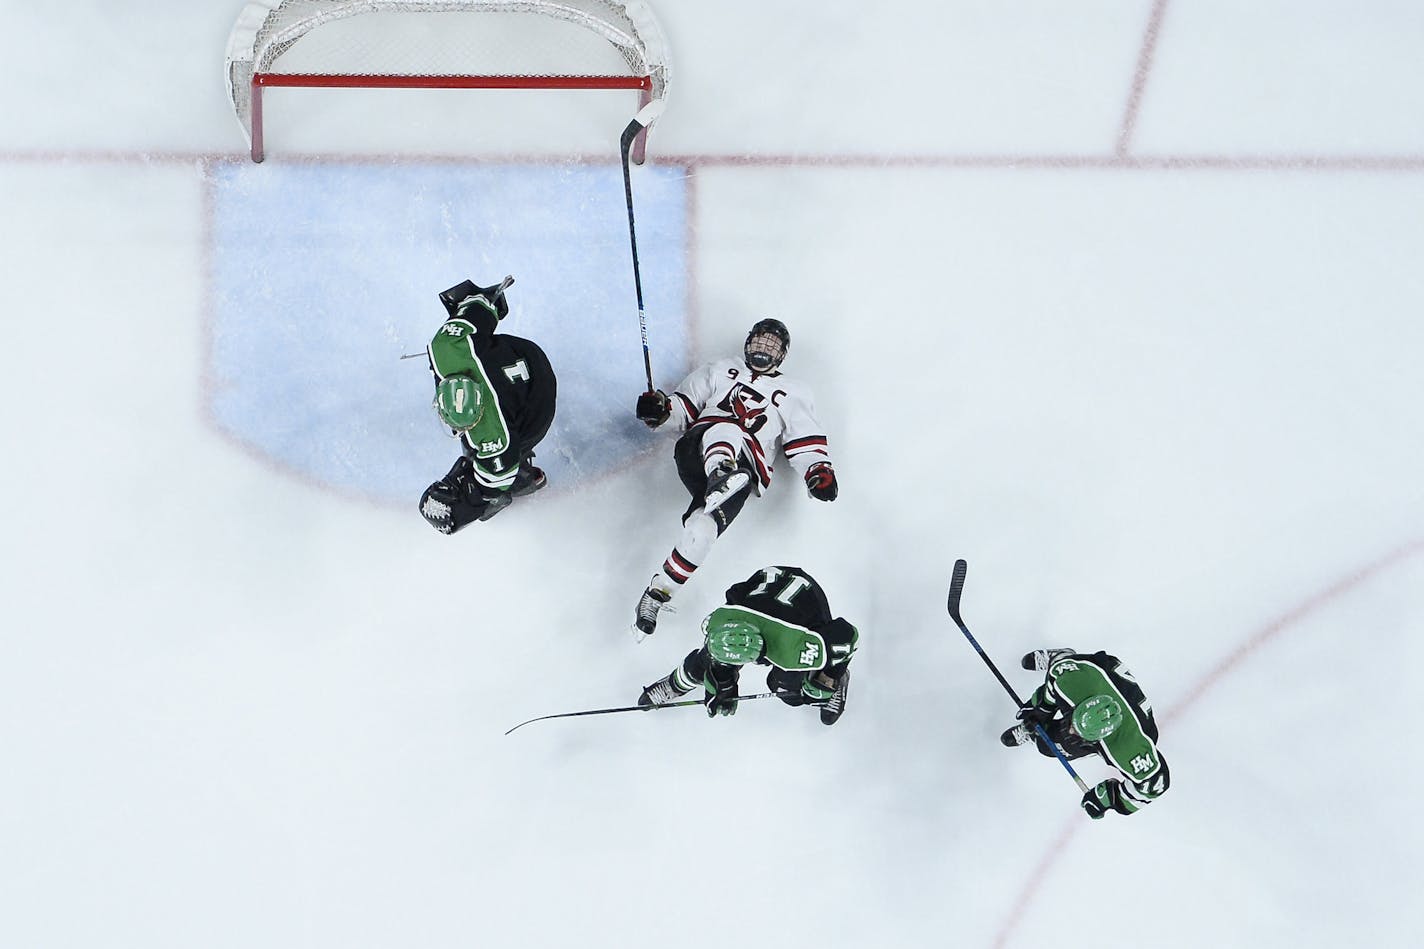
[947, 558, 1090, 793]
[619, 99, 666, 397]
[505, 688, 816, 736]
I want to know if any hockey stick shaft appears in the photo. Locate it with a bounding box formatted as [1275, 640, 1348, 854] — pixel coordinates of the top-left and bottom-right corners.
[947, 559, 1090, 793]
[619, 100, 664, 393]
[505, 688, 809, 736]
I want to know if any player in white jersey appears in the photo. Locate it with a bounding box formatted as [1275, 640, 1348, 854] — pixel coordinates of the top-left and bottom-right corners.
[630, 319, 838, 638]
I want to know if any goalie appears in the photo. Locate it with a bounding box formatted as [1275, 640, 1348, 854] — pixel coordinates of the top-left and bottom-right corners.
[419, 276, 557, 533]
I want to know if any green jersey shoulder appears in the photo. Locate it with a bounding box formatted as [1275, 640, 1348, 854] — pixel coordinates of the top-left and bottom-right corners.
[703, 604, 858, 672]
[1046, 655, 1170, 811]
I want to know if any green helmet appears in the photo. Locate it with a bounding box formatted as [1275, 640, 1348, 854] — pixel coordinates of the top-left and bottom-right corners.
[705, 618, 765, 665]
[1071, 694, 1124, 742]
[435, 375, 484, 431]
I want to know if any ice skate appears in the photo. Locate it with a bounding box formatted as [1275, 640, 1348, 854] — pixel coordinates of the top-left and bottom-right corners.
[631, 584, 672, 641]
[638, 671, 692, 707]
[820, 669, 850, 726]
[510, 463, 547, 498]
[702, 462, 751, 515]
[1021, 648, 1076, 671]
[1000, 723, 1035, 747]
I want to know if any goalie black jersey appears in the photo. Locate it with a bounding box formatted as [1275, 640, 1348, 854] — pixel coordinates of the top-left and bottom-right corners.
[427, 295, 556, 490]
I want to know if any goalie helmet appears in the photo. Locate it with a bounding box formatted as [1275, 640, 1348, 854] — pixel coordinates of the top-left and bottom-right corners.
[704, 617, 765, 665]
[1070, 694, 1124, 742]
[434, 375, 484, 432]
[744, 318, 790, 372]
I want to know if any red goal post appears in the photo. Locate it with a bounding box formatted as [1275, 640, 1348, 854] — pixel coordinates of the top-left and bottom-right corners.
[225, 0, 671, 163]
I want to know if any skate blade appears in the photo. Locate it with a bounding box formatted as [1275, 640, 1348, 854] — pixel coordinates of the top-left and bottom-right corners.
[702, 471, 751, 514]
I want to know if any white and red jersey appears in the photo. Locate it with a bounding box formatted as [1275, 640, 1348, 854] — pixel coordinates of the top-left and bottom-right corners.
[670, 358, 831, 489]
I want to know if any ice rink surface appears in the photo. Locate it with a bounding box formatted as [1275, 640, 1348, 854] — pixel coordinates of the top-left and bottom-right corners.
[3, 3, 1422, 947]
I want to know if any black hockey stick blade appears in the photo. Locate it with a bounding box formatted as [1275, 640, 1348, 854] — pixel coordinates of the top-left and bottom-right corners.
[947, 558, 969, 624]
[504, 689, 810, 736]
[505, 698, 702, 736]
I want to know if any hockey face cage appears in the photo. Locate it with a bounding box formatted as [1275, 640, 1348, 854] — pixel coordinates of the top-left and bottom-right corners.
[744, 332, 787, 372]
[225, 0, 671, 163]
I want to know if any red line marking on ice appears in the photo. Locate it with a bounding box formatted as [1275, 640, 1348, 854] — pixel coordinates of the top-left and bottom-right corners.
[679, 153, 1424, 172]
[1164, 539, 1424, 721]
[683, 163, 704, 368]
[5, 149, 1424, 172]
[1117, 0, 1174, 157]
[990, 537, 1424, 948]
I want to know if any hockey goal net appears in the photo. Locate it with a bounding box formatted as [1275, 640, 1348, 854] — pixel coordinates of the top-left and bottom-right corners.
[225, 0, 671, 163]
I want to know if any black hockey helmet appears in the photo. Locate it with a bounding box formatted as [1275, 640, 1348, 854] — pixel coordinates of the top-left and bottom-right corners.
[744, 318, 790, 372]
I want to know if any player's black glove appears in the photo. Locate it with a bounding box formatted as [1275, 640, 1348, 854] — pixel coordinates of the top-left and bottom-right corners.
[703, 663, 740, 717]
[1015, 704, 1054, 730]
[1081, 780, 1118, 820]
[1015, 685, 1055, 728]
[800, 670, 837, 704]
[766, 668, 808, 706]
[636, 389, 671, 428]
[804, 462, 837, 501]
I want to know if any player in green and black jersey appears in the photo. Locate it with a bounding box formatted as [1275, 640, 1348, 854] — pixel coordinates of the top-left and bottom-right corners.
[419, 276, 557, 533]
[1003, 649, 1171, 819]
[638, 565, 859, 725]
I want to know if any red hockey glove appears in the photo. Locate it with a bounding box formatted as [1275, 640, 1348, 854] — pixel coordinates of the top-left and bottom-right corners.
[804, 462, 837, 501]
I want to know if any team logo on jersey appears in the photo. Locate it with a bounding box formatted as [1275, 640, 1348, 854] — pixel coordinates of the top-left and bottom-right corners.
[717, 383, 770, 434]
[1130, 754, 1155, 774]
[799, 644, 820, 665]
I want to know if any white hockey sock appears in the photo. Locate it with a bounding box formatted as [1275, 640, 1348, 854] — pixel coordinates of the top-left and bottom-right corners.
[660, 510, 718, 585]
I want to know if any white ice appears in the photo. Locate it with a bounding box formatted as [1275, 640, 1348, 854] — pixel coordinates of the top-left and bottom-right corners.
[2, 2, 1423, 947]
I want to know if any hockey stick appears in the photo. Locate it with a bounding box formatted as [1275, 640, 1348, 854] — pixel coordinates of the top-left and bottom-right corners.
[505, 688, 814, 736]
[619, 99, 666, 396]
[947, 559, 1090, 793]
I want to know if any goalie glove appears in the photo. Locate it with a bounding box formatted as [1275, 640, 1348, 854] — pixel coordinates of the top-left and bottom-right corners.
[804, 462, 837, 501]
[418, 456, 510, 534]
[635, 389, 671, 428]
